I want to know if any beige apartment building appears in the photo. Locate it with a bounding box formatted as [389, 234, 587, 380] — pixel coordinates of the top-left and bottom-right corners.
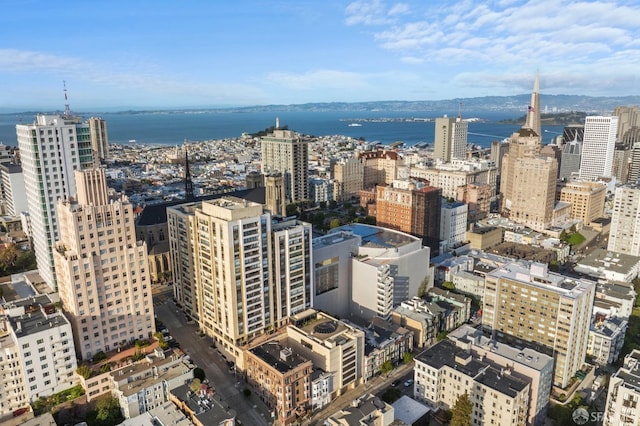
[359, 149, 403, 189]
[332, 156, 364, 202]
[261, 127, 309, 203]
[414, 339, 530, 426]
[54, 168, 154, 360]
[482, 261, 595, 388]
[557, 181, 606, 226]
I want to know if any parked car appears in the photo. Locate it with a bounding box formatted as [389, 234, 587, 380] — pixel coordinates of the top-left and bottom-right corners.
[392, 380, 400, 387]
[163, 335, 173, 342]
[404, 379, 414, 387]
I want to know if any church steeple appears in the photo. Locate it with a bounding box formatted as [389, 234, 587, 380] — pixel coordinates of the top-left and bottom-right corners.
[183, 141, 194, 201]
[523, 70, 541, 137]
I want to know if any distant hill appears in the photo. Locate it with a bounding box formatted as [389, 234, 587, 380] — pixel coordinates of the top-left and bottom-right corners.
[3, 94, 639, 116]
[500, 111, 588, 125]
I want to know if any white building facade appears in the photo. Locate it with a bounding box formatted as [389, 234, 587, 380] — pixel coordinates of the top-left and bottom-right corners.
[579, 116, 618, 180]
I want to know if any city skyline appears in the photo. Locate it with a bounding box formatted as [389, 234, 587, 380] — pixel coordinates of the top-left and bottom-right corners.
[1, 0, 639, 110]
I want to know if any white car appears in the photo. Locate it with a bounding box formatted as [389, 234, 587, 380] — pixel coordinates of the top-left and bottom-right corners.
[163, 335, 174, 342]
[404, 379, 414, 387]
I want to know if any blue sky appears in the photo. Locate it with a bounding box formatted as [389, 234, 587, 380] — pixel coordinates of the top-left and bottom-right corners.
[1, 0, 639, 110]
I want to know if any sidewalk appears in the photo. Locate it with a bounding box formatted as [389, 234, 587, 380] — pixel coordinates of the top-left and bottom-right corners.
[303, 362, 414, 425]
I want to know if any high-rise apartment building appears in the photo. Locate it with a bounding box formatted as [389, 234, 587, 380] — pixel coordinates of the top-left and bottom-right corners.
[439, 200, 467, 253]
[608, 184, 640, 256]
[332, 156, 364, 202]
[483, 261, 595, 387]
[54, 168, 154, 360]
[556, 181, 606, 226]
[87, 117, 109, 162]
[261, 126, 308, 203]
[628, 139, 640, 184]
[579, 116, 618, 180]
[0, 163, 28, 216]
[167, 197, 313, 359]
[17, 113, 96, 288]
[375, 181, 441, 250]
[455, 183, 492, 222]
[433, 115, 468, 162]
[359, 149, 403, 189]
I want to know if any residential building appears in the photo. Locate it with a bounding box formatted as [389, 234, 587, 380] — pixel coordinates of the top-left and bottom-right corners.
[169, 382, 236, 426]
[245, 339, 312, 425]
[608, 184, 640, 256]
[17, 113, 96, 288]
[426, 287, 471, 327]
[0, 164, 28, 216]
[483, 261, 595, 388]
[439, 200, 467, 252]
[375, 180, 442, 250]
[575, 248, 640, 283]
[110, 348, 194, 419]
[466, 225, 502, 250]
[613, 106, 640, 140]
[433, 115, 468, 162]
[629, 141, 640, 183]
[308, 177, 333, 203]
[594, 281, 636, 320]
[604, 350, 640, 426]
[448, 325, 554, 426]
[456, 183, 492, 222]
[391, 303, 438, 348]
[261, 125, 309, 202]
[0, 289, 78, 406]
[587, 313, 627, 365]
[556, 181, 606, 226]
[612, 143, 630, 183]
[87, 117, 109, 162]
[414, 340, 530, 426]
[325, 394, 394, 426]
[409, 158, 497, 199]
[332, 156, 364, 202]
[287, 309, 365, 395]
[311, 370, 333, 412]
[359, 149, 403, 189]
[54, 168, 155, 360]
[579, 116, 618, 180]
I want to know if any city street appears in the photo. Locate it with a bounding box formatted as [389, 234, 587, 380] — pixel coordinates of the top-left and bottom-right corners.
[154, 298, 272, 425]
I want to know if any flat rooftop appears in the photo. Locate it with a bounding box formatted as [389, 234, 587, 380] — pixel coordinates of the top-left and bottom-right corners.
[576, 248, 640, 274]
[250, 341, 310, 374]
[332, 223, 418, 249]
[488, 261, 595, 298]
[10, 310, 69, 338]
[313, 230, 360, 250]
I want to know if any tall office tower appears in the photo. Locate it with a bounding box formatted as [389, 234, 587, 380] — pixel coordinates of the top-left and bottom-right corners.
[271, 217, 312, 322]
[483, 262, 595, 388]
[358, 149, 403, 189]
[604, 350, 640, 426]
[623, 126, 640, 149]
[613, 106, 640, 141]
[54, 168, 154, 360]
[630, 141, 640, 184]
[375, 181, 442, 250]
[490, 139, 509, 175]
[559, 139, 582, 180]
[261, 125, 309, 203]
[87, 117, 109, 162]
[579, 116, 618, 180]
[0, 163, 28, 216]
[17, 113, 95, 288]
[556, 181, 606, 226]
[562, 125, 584, 144]
[265, 172, 286, 216]
[608, 185, 640, 256]
[332, 156, 364, 202]
[612, 143, 630, 183]
[433, 115, 468, 162]
[525, 70, 542, 138]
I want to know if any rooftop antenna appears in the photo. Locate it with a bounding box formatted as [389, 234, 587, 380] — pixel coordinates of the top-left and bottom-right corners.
[63, 80, 72, 117]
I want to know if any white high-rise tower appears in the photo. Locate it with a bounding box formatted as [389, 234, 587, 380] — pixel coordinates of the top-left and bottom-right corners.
[17, 107, 96, 288]
[579, 116, 618, 180]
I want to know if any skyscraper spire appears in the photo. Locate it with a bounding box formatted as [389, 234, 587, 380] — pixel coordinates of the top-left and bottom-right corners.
[523, 70, 541, 137]
[183, 141, 194, 201]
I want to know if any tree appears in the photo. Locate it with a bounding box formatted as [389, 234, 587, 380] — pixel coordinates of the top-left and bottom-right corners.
[329, 218, 341, 229]
[94, 395, 123, 426]
[450, 392, 472, 426]
[381, 388, 402, 404]
[0, 244, 19, 272]
[403, 352, 414, 364]
[380, 360, 393, 375]
[76, 364, 94, 379]
[189, 378, 202, 393]
[442, 281, 456, 291]
[193, 367, 206, 381]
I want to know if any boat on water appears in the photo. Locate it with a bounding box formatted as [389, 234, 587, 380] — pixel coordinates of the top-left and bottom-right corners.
[128, 139, 137, 143]
[348, 123, 363, 127]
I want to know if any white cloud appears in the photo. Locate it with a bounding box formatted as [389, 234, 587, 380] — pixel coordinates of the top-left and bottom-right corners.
[345, 0, 412, 26]
[265, 69, 368, 90]
[346, 0, 640, 94]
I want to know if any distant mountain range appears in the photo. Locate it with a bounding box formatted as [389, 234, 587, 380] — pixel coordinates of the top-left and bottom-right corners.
[3, 94, 639, 116]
